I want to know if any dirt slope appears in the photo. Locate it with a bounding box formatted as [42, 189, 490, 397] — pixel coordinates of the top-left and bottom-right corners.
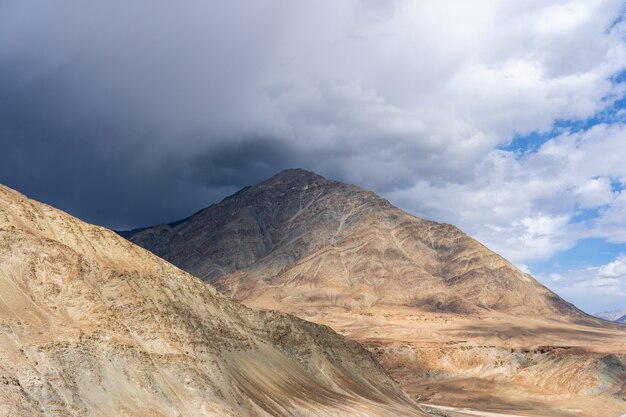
[126, 169, 585, 320]
[0, 183, 426, 417]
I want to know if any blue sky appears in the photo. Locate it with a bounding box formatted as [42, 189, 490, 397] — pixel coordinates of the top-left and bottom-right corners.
[2, 1, 626, 314]
[492, 81, 626, 313]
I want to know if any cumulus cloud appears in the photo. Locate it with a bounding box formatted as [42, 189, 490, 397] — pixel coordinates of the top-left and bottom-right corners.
[598, 254, 626, 277]
[537, 254, 626, 312]
[388, 123, 626, 265]
[575, 177, 615, 209]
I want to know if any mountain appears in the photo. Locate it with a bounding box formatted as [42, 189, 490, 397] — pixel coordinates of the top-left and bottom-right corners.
[596, 308, 626, 322]
[0, 183, 426, 417]
[125, 169, 582, 319]
[125, 169, 626, 417]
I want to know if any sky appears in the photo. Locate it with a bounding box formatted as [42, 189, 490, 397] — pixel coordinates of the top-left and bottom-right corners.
[2, 1, 626, 314]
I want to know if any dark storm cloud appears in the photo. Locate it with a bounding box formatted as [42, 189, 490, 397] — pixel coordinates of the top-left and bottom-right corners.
[183, 137, 305, 188]
[0, 0, 293, 228]
[0, 0, 419, 229]
[0, 47, 227, 228]
[0, 75, 224, 230]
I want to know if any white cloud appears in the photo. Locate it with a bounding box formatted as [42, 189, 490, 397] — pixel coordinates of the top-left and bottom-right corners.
[536, 254, 626, 312]
[575, 177, 615, 209]
[288, 1, 625, 174]
[165, 0, 626, 192]
[387, 124, 626, 264]
[549, 273, 563, 282]
[598, 254, 626, 277]
[250, 2, 626, 268]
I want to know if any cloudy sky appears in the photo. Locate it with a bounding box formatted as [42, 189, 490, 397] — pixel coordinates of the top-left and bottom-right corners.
[2, 1, 626, 314]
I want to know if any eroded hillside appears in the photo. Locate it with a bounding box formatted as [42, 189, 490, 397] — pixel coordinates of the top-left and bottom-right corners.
[0, 183, 426, 417]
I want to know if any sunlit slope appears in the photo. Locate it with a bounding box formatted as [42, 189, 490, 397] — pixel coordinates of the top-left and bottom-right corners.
[127, 169, 584, 320]
[0, 183, 424, 417]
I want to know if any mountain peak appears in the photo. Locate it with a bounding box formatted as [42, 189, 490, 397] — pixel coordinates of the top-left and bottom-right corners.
[257, 168, 331, 190]
[595, 307, 626, 321]
[268, 167, 325, 181]
[126, 169, 585, 321]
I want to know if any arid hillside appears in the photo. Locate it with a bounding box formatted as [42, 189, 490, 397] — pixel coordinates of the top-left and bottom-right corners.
[126, 169, 584, 320]
[0, 183, 426, 417]
[126, 169, 626, 417]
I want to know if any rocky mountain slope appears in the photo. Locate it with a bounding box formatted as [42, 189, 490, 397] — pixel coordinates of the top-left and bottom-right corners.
[125, 169, 584, 320]
[125, 169, 626, 417]
[0, 183, 426, 417]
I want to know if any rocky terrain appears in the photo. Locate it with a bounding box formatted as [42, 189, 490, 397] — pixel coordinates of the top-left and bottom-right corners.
[125, 169, 584, 320]
[126, 169, 626, 417]
[0, 183, 427, 417]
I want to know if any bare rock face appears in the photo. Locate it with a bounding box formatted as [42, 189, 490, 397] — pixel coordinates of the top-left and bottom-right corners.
[0, 183, 426, 417]
[126, 169, 626, 417]
[126, 168, 583, 320]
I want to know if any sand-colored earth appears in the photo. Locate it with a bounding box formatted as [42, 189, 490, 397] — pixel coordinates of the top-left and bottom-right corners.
[0, 183, 426, 416]
[270, 305, 626, 417]
[127, 169, 626, 417]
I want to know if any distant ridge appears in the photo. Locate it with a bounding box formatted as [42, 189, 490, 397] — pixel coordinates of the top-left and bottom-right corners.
[595, 307, 626, 322]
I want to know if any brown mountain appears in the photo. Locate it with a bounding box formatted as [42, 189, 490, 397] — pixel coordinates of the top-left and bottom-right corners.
[126, 169, 626, 417]
[125, 168, 581, 319]
[0, 183, 426, 417]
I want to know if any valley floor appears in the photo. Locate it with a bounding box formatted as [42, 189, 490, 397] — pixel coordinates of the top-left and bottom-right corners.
[421, 403, 532, 417]
[248, 302, 626, 417]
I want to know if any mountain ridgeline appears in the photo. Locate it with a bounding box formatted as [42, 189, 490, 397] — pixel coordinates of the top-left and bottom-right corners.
[124, 168, 585, 320]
